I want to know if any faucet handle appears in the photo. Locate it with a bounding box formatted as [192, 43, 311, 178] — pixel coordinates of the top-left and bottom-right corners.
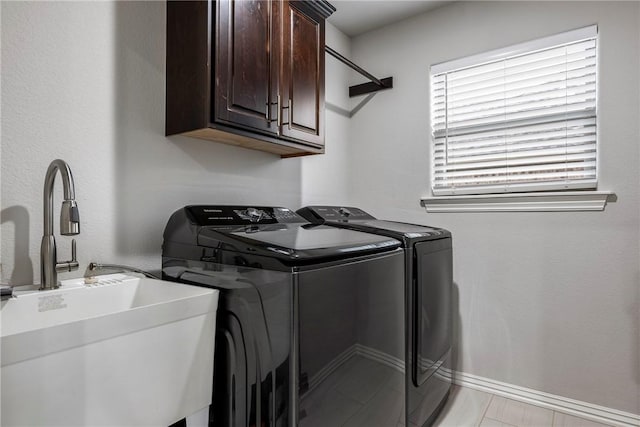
[56, 238, 80, 273]
[71, 239, 77, 262]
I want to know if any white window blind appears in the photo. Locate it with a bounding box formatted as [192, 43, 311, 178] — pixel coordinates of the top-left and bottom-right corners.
[430, 26, 598, 196]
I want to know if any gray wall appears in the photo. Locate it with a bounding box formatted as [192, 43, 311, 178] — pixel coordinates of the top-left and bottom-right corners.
[347, 1, 640, 414]
[0, 2, 351, 284]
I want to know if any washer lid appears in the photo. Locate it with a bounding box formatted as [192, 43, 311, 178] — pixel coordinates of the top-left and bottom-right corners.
[198, 223, 401, 262]
[165, 205, 402, 264]
[230, 224, 400, 250]
[350, 220, 448, 238]
[297, 206, 450, 240]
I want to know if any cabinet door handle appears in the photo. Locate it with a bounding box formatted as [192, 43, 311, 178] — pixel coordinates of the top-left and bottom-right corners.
[288, 99, 292, 129]
[267, 99, 271, 124]
[268, 96, 279, 125]
[279, 97, 290, 128]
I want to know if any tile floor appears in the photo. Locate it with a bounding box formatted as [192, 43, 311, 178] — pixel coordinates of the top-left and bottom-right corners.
[299, 354, 614, 427]
[299, 356, 405, 427]
[433, 386, 614, 427]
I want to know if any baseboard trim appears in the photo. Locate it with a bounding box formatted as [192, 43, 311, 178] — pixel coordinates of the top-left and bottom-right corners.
[452, 370, 640, 427]
[305, 345, 358, 395]
[305, 344, 404, 396]
[355, 344, 405, 372]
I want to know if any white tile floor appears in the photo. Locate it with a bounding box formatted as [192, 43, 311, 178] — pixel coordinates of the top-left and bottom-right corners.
[299, 354, 613, 427]
[300, 356, 405, 427]
[434, 386, 613, 427]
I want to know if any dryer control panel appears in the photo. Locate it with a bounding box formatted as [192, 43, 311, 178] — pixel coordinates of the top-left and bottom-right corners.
[186, 205, 304, 226]
[297, 206, 376, 223]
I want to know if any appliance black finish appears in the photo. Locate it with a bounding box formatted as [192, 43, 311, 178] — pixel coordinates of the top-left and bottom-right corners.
[162, 205, 406, 427]
[297, 206, 453, 427]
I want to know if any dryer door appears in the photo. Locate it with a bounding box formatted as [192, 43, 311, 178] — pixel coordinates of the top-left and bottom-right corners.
[412, 238, 452, 386]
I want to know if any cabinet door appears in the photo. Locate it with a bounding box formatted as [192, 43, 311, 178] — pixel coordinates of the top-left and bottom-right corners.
[280, 1, 325, 147]
[215, 0, 279, 135]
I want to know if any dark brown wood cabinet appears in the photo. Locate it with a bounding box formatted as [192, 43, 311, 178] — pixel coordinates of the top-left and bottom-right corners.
[281, 1, 325, 146]
[166, 0, 334, 157]
[215, 0, 278, 135]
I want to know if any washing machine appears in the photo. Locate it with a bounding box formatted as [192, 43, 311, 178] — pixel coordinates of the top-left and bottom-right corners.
[162, 205, 407, 427]
[297, 206, 453, 427]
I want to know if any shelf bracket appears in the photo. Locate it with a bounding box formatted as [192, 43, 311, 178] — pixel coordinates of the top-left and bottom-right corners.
[325, 46, 393, 97]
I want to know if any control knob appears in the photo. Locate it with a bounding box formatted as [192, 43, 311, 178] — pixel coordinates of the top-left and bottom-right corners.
[338, 207, 351, 217]
[245, 207, 263, 222]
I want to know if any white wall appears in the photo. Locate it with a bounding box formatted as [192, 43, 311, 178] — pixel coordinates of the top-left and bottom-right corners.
[348, 1, 640, 414]
[0, 2, 351, 283]
[301, 22, 353, 206]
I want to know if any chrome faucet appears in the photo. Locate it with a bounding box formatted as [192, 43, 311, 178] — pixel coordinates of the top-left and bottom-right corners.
[40, 159, 80, 290]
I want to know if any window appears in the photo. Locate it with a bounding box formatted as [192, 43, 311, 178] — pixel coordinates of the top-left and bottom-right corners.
[430, 26, 597, 196]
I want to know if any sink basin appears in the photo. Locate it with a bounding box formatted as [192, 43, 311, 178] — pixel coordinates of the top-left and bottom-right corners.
[1, 274, 219, 426]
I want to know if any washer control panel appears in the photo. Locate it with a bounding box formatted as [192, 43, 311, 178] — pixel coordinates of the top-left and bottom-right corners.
[187, 205, 304, 225]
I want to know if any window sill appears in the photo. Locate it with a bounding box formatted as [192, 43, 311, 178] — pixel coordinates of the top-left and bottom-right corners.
[420, 191, 616, 213]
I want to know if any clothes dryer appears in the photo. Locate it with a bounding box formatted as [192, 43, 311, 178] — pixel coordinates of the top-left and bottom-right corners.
[162, 205, 406, 427]
[297, 206, 453, 427]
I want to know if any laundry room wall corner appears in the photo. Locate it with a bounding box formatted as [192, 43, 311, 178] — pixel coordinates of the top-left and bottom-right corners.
[347, 0, 640, 416]
[301, 22, 354, 207]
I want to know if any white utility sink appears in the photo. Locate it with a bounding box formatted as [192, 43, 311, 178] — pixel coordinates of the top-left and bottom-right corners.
[1, 274, 219, 426]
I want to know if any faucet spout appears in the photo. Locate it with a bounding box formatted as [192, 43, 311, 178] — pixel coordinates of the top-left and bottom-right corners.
[40, 159, 80, 290]
[43, 159, 78, 236]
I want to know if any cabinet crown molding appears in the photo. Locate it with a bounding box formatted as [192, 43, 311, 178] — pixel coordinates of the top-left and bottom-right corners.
[295, 0, 336, 19]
